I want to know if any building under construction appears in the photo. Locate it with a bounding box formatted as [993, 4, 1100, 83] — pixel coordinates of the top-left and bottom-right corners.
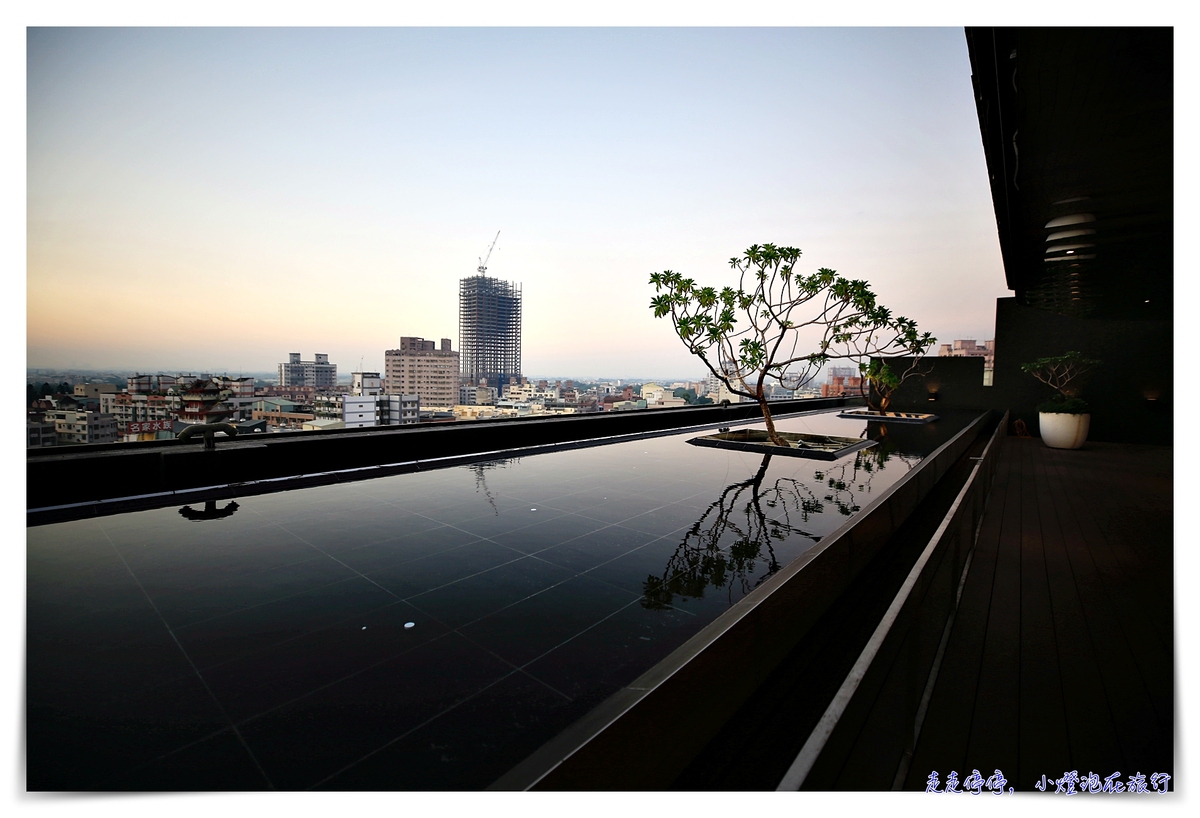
[458, 274, 522, 391]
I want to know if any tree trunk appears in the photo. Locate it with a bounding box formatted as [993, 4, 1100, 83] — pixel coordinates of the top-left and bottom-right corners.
[759, 397, 788, 448]
[863, 379, 880, 412]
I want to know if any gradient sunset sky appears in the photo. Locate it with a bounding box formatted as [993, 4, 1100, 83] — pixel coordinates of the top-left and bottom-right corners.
[27, 26, 1009, 378]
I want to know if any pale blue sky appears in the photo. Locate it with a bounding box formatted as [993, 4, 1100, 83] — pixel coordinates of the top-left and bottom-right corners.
[28, 27, 1008, 378]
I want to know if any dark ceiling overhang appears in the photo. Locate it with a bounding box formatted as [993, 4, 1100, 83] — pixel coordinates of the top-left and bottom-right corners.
[965, 27, 1172, 320]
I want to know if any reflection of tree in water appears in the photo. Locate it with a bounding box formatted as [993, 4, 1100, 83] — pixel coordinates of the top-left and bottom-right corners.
[468, 458, 522, 516]
[643, 430, 922, 610]
[643, 454, 827, 609]
[814, 431, 919, 517]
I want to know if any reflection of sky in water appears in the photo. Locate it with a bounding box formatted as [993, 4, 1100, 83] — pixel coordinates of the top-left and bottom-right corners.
[26, 409, 973, 790]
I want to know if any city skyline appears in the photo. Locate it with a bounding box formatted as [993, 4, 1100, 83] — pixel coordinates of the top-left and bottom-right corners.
[28, 27, 1008, 377]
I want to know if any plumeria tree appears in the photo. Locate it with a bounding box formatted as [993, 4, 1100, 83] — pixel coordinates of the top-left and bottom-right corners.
[650, 243, 935, 447]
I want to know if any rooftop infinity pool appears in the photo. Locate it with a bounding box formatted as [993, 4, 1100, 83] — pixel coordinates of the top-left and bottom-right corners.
[26, 408, 975, 790]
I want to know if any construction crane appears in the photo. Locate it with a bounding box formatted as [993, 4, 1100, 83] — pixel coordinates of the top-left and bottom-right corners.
[477, 230, 500, 276]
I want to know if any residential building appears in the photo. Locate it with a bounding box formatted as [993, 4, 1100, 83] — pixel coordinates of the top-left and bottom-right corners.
[27, 421, 56, 448]
[278, 353, 337, 389]
[219, 395, 259, 423]
[638, 383, 686, 408]
[451, 404, 509, 421]
[126, 374, 158, 394]
[502, 382, 537, 402]
[45, 409, 119, 445]
[716, 382, 750, 404]
[383, 337, 459, 408]
[764, 383, 796, 402]
[702, 373, 722, 399]
[212, 376, 255, 398]
[493, 400, 533, 416]
[73, 383, 119, 400]
[342, 395, 379, 428]
[255, 385, 317, 402]
[101, 392, 174, 441]
[459, 385, 498, 406]
[251, 408, 316, 430]
[640, 383, 666, 404]
[821, 375, 863, 398]
[312, 394, 343, 421]
[253, 398, 300, 414]
[351, 372, 382, 396]
[459, 273, 522, 391]
[380, 394, 420, 426]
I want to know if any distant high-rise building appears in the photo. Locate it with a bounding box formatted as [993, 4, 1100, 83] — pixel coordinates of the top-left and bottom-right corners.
[383, 337, 459, 408]
[459, 274, 522, 391]
[278, 353, 337, 390]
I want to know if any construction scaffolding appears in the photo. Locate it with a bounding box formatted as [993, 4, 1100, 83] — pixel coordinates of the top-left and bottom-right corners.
[458, 275, 522, 391]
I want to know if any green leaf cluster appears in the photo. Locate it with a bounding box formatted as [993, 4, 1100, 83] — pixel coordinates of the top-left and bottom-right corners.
[1037, 395, 1091, 414]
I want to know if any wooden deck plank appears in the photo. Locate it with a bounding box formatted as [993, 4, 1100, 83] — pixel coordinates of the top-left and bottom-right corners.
[1016, 441, 1072, 786]
[1046, 446, 1172, 639]
[913, 438, 1173, 790]
[1030, 448, 1125, 775]
[1042, 449, 1173, 735]
[1039, 446, 1173, 775]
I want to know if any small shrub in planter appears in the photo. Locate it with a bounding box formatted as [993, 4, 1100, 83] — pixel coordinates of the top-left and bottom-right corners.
[1020, 352, 1100, 449]
[856, 357, 933, 414]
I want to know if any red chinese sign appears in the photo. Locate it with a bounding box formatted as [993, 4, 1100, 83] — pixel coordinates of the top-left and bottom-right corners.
[125, 419, 173, 434]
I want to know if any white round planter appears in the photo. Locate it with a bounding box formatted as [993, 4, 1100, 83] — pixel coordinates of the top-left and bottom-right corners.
[1038, 412, 1090, 449]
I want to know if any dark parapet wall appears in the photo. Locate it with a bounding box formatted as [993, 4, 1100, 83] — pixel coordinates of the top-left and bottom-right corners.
[989, 296, 1171, 445]
[27, 397, 857, 516]
[876, 357, 990, 414]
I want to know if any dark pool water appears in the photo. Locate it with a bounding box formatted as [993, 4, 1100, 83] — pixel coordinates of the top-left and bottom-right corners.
[26, 409, 973, 790]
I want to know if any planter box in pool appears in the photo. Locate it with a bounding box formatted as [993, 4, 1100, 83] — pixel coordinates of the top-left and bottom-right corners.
[836, 410, 939, 424]
[687, 429, 876, 460]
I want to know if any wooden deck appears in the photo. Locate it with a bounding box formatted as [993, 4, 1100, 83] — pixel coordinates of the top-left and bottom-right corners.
[905, 436, 1173, 790]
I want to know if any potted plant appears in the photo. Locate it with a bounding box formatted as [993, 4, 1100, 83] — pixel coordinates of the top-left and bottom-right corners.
[649, 243, 934, 452]
[1020, 351, 1100, 449]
